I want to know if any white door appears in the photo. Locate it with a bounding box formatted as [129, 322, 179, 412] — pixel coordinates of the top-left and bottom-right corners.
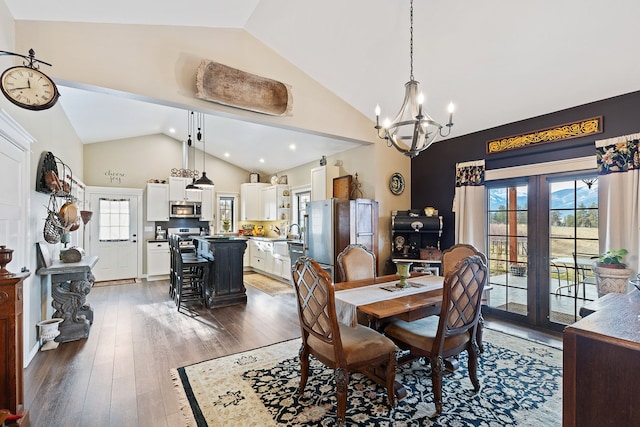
[86, 188, 142, 282]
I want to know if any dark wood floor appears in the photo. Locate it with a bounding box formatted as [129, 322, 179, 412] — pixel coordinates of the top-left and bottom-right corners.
[23, 278, 562, 427]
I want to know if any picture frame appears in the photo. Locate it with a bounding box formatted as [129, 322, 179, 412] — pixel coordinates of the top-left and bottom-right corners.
[278, 175, 288, 184]
[249, 173, 259, 183]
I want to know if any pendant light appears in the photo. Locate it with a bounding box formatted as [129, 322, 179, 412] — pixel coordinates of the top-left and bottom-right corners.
[194, 112, 215, 188]
[185, 111, 202, 190]
[374, 0, 455, 158]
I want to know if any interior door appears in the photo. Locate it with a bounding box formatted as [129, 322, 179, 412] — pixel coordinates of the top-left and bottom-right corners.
[86, 189, 141, 282]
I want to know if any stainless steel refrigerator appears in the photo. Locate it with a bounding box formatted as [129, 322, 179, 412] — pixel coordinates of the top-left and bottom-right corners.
[303, 198, 380, 282]
[304, 199, 337, 281]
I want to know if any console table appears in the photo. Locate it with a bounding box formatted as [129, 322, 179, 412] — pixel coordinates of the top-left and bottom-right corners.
[563, 289, 640, 426]
[36, 256, 98, 342]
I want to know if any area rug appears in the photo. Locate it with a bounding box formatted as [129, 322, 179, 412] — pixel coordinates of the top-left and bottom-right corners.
[171, 329, 562, 426]
[244, 273, 294, 296]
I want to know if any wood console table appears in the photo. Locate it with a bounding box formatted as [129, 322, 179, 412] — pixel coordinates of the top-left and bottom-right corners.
[563, 289, 640, 426]
[0, 272, 30, 426]
[36, 256, 98, 343]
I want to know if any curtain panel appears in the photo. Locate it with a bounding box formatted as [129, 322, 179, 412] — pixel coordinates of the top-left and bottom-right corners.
[453, 160, 486, 251]
[595, 132, 640, 276]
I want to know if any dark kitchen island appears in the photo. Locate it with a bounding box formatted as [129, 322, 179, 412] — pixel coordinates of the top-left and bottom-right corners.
[194, 236, 248, 308]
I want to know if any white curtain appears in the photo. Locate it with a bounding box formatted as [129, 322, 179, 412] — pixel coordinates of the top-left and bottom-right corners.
[452, 160, 486, 251]
[595, 132, 640, 275]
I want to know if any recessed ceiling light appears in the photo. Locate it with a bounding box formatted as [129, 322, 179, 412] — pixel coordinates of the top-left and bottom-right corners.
[224, 152, 230, 158]
[169, 128, 176, 133]
[289, 144, 296, 150]
[259, 158, 265, 163]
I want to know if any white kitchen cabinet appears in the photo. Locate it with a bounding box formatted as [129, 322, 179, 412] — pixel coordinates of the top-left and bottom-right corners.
[146, 241, 170, 278]
[146, 183, 170, 221]
[311, 165, 340, 201]
[240, 183, 268, 220]
[260, 184, 290, 221]
[169, 177, 202, 202]
[261, 186, 277, 220]
[199, 186, 215, 221]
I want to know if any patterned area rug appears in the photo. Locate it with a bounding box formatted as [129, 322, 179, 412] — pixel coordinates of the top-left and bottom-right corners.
[244, 273, 294, 296]
[171, 329, 562, 426]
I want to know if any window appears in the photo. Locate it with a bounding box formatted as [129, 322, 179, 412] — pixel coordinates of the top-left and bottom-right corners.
[216, 193, 238, 233]
[295, 190, 311, 226]
[99, 198, 130, 241]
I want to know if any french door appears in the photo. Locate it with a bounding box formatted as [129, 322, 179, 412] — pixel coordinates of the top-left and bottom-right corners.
[485, 172, 598, 331]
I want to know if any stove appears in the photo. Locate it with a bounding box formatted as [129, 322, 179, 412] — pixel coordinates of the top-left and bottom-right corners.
[168, 227, 201, 251]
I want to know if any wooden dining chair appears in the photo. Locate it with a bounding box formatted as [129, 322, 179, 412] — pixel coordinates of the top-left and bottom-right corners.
[336, 243, 376, 282]
[384, 255, 487, 417]
[291, 256, 396, 425]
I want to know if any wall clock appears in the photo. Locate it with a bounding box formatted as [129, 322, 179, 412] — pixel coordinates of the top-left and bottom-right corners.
[389, 172, 405, 195]
[0, 49, 60, 111]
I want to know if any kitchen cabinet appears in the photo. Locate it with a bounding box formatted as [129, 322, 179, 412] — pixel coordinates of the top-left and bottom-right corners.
[199, 186, 215, 221]
[195, 237, 248, 308]
[169, 177, 202, 202]
[146, 183, 170, 221]
[0, 272, 29, 425]
[311, 165, 340, 201]
[261, 185, 291, 221]
[146, 241, 169, 278]
[240, 183, 268, 220]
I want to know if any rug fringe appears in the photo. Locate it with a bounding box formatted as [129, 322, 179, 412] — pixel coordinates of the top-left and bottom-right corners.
[170, 368, 198, 427]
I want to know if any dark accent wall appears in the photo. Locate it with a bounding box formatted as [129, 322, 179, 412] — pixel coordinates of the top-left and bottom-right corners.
[412, 90, 640, 250]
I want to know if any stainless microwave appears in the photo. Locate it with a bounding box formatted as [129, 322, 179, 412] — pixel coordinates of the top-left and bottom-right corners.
[170, 201, 202, 218]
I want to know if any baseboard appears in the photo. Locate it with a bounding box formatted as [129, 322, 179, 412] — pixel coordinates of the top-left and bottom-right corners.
[25, 342, 39, 367]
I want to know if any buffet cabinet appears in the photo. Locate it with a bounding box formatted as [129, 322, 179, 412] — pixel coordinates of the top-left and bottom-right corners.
[0, 272, 29, 425]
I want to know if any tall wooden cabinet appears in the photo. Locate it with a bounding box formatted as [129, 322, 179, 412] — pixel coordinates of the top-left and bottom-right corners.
[334, 198, 379, 276]
[0, 272, 30, 425]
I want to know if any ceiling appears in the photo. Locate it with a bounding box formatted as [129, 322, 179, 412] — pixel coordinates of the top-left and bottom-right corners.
[5, 0, 640, 175]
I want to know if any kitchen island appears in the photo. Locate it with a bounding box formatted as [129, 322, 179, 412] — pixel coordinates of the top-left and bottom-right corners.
[194, 236, 248, 308]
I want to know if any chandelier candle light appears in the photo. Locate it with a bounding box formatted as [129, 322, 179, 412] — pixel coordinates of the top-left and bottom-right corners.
[375, 0, 455, 158]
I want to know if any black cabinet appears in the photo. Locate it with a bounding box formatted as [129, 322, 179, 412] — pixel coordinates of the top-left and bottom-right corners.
[196, 238, 247, 308]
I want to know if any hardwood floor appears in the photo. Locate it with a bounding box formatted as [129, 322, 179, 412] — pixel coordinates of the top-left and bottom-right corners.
[23, 278, 562, 427]
[24, 279, 301, 427]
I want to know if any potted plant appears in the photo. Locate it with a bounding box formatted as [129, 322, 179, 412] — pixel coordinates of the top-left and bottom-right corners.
[592, 249, 633, 297]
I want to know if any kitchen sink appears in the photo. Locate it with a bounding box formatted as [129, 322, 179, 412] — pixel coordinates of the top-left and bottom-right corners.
[273, 241, 289, 257]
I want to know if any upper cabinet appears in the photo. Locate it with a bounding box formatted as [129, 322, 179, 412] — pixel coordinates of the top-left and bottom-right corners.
[169, 177, 202, 202]
[146, 183, 170, 221]
[311, 165, 340, 201]
[200, 186, 215, 222]
[240, 183, 269, 221]
[260, 184, 290, 221]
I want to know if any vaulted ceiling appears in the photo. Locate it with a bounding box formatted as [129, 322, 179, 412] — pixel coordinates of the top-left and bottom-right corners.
[4, 0, 640, 174]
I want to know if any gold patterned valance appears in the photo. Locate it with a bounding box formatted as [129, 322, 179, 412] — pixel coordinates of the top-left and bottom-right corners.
[487, 116, 603, 154]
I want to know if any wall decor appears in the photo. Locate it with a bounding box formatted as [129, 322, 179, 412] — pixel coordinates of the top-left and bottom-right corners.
[196, 59, 292, 116]
[278, 175, 288, 184]
[389, 172, 405, 195]
[486, 116, 603, 154]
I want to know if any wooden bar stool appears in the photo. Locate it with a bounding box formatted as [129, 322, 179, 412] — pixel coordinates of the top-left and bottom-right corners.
[174, 241, 209, 311]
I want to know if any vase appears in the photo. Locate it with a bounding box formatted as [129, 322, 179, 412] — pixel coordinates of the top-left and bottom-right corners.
[0, 245, 14, 277]
[592, 265, 633, 297]
[395, 261, 412, 288]
[37, 318, 64, 351]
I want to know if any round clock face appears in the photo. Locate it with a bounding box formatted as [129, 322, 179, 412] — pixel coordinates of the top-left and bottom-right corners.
[1, 66, 60, 111]
[389, 172, 405, 195]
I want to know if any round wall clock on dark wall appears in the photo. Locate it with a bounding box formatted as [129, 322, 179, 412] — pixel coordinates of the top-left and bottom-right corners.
[389, 172, 405, 195]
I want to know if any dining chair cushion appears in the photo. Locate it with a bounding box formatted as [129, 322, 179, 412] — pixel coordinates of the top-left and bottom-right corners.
[308, 323, 397, 365]
[384, 316, 471, 354]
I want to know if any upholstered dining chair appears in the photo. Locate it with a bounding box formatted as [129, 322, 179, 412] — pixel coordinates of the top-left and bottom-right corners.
[291, 256, 396, 425]
[384, 255, 487, 417]
[336, 244, 376, 283]
[442, 243, 486, 276]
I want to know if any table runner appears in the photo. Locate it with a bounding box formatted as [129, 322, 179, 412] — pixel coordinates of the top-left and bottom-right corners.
[335, 275, 443, 327]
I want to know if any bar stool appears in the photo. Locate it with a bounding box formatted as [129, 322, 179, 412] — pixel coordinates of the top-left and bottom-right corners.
[173, 240, 209, 310]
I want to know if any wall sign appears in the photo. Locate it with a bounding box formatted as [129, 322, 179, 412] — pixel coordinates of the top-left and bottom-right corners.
[486, 116, 603, 154]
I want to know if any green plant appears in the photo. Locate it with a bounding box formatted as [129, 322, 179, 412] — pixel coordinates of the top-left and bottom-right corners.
[598, 249, 628, 267]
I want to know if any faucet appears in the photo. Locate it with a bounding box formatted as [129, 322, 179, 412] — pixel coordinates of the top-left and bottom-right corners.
[288, 223, 301, 239]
